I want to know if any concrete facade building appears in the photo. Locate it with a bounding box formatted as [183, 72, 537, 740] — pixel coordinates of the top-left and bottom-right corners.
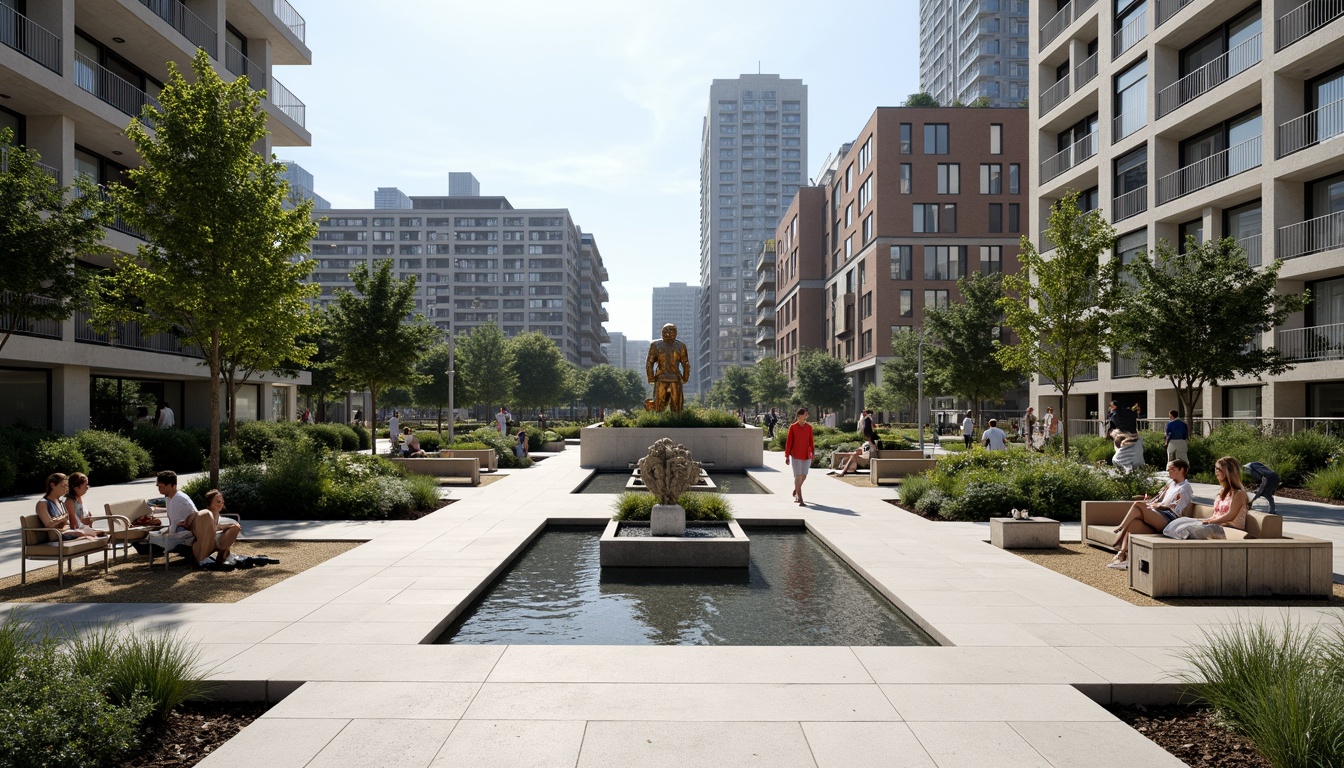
[920, 0, 1032, 108]
[0, 0, 311, 434]
[449, 171, 480, 197]
[374, 186, 411, 209]
[698, 74, 807, 395]
[602, 331, 648, 375]
[811, 106, 1029, 413]
[652, 282, 702, 396]
[753, 239, 776, 359]
[1030, 0, 1344, 430]
[307, 186, 608, 368]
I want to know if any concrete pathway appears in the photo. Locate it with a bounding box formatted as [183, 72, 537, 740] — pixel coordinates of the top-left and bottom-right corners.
[2, 448, 1340, 767]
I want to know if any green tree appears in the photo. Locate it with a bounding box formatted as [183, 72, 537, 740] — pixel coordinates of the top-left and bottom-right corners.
[714, 365, 755, 412]
[996, 191, 1119, 457]
[0, 128, 110, 353]
[902, 92, 940, 107]
[327, 260, 436, 455]
[220, 281, 318, 441]
[793, 350, 850, 415]
[508, 332, 567, 412]
[297, 323, 344, 422]
[966, 96, 992, 108]
[1113, 237, 1309, 421]
[584, 365, 646, 411]
[94, 50, 318, 483]
[926, 272, 1020, 423]
[618, 368, 649, 409]
[382, 387, 413, 411]
[455, 322, 516, 413]
[412, 343, 456, 434]
[872, 329, 933, 418]
[750, 357, 791, 408]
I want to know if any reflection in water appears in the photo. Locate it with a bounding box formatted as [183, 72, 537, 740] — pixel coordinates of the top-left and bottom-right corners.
[439, 528, 934, 646]
[576, 472, 770, 495]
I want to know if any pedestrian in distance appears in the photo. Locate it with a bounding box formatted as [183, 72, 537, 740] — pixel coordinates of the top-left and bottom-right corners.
[961, 411, 975, 450]
[784, 407, 814, 507]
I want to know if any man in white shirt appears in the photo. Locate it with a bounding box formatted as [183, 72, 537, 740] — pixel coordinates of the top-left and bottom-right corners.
[157, 470, 240, 570]
[388, 411, 400, 452]
[961, 412, 975, 450]
[496, 407, 511, 433]
[982, 419, 1007, 450]
[156, 400, 175, 428]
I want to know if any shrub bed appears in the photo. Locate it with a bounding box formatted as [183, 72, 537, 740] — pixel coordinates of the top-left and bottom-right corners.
[132, 424, 209, 473]
[612, 491, 733, 521]
[73, 430, 153, 485]
[604, 408, 742, 429]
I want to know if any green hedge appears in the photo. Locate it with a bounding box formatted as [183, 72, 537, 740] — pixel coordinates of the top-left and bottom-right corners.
[131, 424, 208, 473]
[604, 408, 742, 429]
[72, 430, 153, 485]
[612, 491, 733, 521]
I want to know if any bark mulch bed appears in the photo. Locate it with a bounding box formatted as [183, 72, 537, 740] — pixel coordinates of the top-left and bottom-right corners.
[1109, 705, 1270, 768]
[117, 701, 270, 768]
[1275, 487, 1344, 506]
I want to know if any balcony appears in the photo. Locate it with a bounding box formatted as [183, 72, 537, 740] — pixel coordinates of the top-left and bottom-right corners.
[74, 310, 203, 357]
[1040, 73, 1070, 115]
[756, 307, 775, 327]
[1040, 0, 1097, 48]
[273, 0, 307, 43]
[1112, 354, 1142, 378]
[755, 289, 775, 309]
[1238, 233, 1263, 267]
[135, 0, 217, 58]
[1113, 186, 1147, 221]
[1113, 11, 1147, 59]
[1156, 0, 1193, 26]
[1155, 136, 1261, 205]
[756, 328, 775, 348]
[74, 52, 161, 123]
[1075, 52, 1099, 87]
[1041, 132, 1098, 183]
[268, 76, 306, 128]
[1277, 210, 1344, 260]
[1276, 0, 1344, 51]
[0, 4, 61, 73]
[0, 292, 62, 340]
[225, 42, 268, 91]
[1278, 322, 1344, 361]
[1156, 33, 1262, 118]
[95, 185, 146, 240]
[1277, 97, 1344, 157]
[0, 146, 61, 183]
[755, 268, 775, 292]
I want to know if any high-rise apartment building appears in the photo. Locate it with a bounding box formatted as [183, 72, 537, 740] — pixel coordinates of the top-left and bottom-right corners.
[279, 160, 329, 210]
[920, 0, 1031, 108]
[753, 239, 776, 359]
[449, 172, 480, 197]
[307, 185, 609, 367]
[783, 106, 1028, 414]
[0, 0, 312, 433]
[1030, 0, 1344, 429]
[374, 186, 411, 209]
[603, 332, 649, 374]
[652, 282, 702, 395]
[698, 74, 807, 395]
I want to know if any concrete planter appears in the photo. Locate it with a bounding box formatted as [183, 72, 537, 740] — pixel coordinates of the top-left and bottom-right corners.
[599, 520, 750, 567]
[579, 424, 765, 470]
[541, 441, 567, 452]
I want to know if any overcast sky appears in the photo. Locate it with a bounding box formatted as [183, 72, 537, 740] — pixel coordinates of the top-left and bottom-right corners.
[277, 0, 922, 341]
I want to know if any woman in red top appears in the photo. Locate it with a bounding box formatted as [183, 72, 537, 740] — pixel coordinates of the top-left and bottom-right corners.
[784, 407, 815, 506]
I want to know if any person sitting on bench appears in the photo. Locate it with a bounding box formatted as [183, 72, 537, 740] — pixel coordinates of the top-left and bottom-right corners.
[828, 436, 876, 477]
[159, 472, 241, 570]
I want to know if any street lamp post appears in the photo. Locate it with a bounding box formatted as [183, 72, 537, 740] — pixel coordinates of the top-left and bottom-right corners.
[916, 327, 925, 457]
[447, 333, 455, 446]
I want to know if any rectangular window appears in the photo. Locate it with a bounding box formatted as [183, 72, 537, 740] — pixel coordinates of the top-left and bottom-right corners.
[990, 124, 1003, 154]
[858, 176, 873, 209]
[845, 203, 854, 227]
[1008, 164, 1020, 194]
[937, 163, 960, 194]
[1008, 203, 1020, 233]
[925, 289, 951, 310]
[1114, 58, 1149, 140]
[900, 164, 912, 194]
[900, 123, 912, 154]
[923, 124, 949, 154]
[858, 136, 873, 172]
[942, 203, 957, 233]
[862, 214, 874, 243]
[980, 245, 1002, 274]
[989, 203, 1003, 233]
[860, 292, 873, 319]
[899, 289, 914, 316]
[1114, 145, 1148, 195]
[924, 246, 967, 280]
[890, 245, 913, 280]
[913, 204, 938, 233]
[980, 164, 1002, 194]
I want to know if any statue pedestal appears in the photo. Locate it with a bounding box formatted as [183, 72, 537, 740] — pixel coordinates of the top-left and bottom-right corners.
[580, 425, 765, 470]
[650, 504, 686, 536]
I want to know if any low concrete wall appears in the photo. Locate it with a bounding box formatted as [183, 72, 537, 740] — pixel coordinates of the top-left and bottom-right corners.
[580, 424, 765, 470]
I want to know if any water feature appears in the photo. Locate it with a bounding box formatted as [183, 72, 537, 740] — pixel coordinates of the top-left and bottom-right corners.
[437, 526, 935, 646]
[575, 471, 769, 495]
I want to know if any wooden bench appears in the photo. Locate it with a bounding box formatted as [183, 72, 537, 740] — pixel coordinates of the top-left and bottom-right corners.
[388, 456, 480, 485]
[869, 458, 938, 486]
[436, 448, 497, 472]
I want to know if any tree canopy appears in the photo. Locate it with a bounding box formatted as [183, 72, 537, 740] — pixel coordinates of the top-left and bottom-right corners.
[508, 332, 567, 411]
[412, 342, 456, 433]
[793, 350, 850, 414]
[1113, 237, 1308, 420]
[327, 260, 436, 454]
[902, 92, 940, 107]
[925, 272, 1020, 422]
[583, 364, 647, 411]
[94, 50, 317, 482]
[0, 129, 110, 353]
[996, 191, 1118, 456]
[749, 357, 791, 408]
[870, 329, 931, 418]
[455, 322, 516, 411]
[709, 365, 755, 411]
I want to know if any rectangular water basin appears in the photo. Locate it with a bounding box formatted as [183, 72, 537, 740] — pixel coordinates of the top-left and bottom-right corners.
[575, 470, 769, 494]
[600, 520, 750, 568]
[436, 526, 935, 646]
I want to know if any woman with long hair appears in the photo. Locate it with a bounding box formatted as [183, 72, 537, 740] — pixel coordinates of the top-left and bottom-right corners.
[63, 472, 97, 531]
[1201, 456, 1250, 537]
[36, 473, 104, 541]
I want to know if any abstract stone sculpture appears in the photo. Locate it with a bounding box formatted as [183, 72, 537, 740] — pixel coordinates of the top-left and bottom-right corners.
[639, 438, 700, 536]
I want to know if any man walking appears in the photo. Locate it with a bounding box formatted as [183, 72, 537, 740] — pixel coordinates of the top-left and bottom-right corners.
[764, 408, 778, 439]
[961, 411, 975, 450]
[859, 409, 876, 443]
[1164, 410, 1189, 464]
[982, 419, 1007, 451]
[1023, 406, 1037, 448]
[496, 406, 511, 434]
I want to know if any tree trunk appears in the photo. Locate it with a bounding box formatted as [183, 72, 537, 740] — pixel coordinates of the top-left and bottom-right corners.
[436, 406, 443, 436]
[208, 330, 222, 487]
[1059, 383, 1072, 458]
[369, 386, 379, 456]
[225, 365, 238, 444]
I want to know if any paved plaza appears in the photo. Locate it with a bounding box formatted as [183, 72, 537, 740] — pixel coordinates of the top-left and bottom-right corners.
[2, 447, 1342, 767]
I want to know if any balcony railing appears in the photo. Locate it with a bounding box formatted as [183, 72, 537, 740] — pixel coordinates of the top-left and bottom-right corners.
[1112, 354, 1142, 378]
[755, 328, 775, 346]
[136, 0, 217, 57]
[1041, 132, 1097, 182]
[1113, 185, 1147, 221]
[273, 0, 306, 43]
[0, 4, 61, 73]
[755, 290, 775, 308]
[1278, 322, 1344, 361]
[1156, 0, 1193, 26]
[1277, 97, 1344, 157]
[1041, 2, 1074, 47]
[756, 307, 776, 326]
[1156, 136, 1261, 204]
[268, 77, 306, 128]
[0, 146, 62, 184]
[1276, 0, 1344, 51]
[1237, 233, 1263, 266]
[224, 43, 268, 92]
[1113, 12, 1147, 58]
[1040, 73, 1071, 115]
[96, 185, 145, 240]
[74, 310, 203, 357]
[755, 269, 775, 292]
[1113, 110, 1145, 142]
[1075, 52, 1099, 87]
[1156, 33, 1262, 117]
[0, 292, 63, 340]
[1277, 210, 1344, 260]
[74, 52, 161, 123]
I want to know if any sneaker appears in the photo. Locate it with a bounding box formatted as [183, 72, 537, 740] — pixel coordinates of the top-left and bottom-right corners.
[1105, 560, 1129, 570]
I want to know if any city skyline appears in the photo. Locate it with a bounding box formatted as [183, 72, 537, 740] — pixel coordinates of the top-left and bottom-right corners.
[273, 0, 923, 340]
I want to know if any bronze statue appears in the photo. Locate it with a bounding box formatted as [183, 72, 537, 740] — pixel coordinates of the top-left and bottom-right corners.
[646, 323, 690, 412]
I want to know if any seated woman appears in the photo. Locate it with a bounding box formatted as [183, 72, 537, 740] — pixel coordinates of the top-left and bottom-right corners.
[36, 473, 105, 541]
[1166, 456, 1250, 540]
[1110, 429, 1144, 472]
[400, 427, 427, 458]
[1105, 458, 1191, 570]
[189, 489, 243, 566]
[828, 436, 876, 477]
[514, 429, 529, 460]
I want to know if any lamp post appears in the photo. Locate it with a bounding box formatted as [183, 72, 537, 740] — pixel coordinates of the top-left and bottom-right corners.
[916, 327, 925, 457]
[447, 332, 455, 446]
